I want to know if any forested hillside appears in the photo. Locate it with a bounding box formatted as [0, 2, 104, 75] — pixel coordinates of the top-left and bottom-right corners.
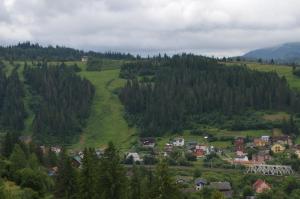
[0, 62, 26, 131]
[120, 54, 300, 136]
[23, 63, 95, 142]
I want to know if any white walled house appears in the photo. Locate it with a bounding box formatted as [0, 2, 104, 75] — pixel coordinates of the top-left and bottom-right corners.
[126, 152, 143, 162]
[173, 138, 185, 147]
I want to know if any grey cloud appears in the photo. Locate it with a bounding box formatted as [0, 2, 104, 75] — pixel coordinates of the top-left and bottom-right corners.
[0, 0, 300, 56]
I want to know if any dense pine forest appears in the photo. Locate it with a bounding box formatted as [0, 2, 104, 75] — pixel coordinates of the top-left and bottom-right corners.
[120, 54, 300, 136]
[23, 63, 95, 142]
[0, 62, 26, 131]
[0, 42, 135, 61]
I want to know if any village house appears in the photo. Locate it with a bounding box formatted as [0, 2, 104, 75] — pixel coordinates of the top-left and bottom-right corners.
[194, 148, 205, 158]
[294, 145, 300, 158]
[72, 155, 82, 168]
[252, 150, 272, 164]
[261, 135, 270, 143]
[81, 56, 88, 62]
[126, 152, 143, 163]
[48, 166, 58, 176]
[195, 178, 207, 190]
[234, 155, 249, 164]
[172, 138, 185, 147]
[140, 138, 156, 148]
[95, 148, 104, 157]
[295, 150, 300, 159]
[271, 135, 292, 146]
[187, 141, 197, 150]
[253, 138, 267, 147]
[40, 146, 47, 154]
[50, 146, 62, 155]
[164, 143, 173, 153]
[206, 146, 215, 155]
[235, 137, 245, 152]
[209, 181, 233, 198]
[253, 179, 271, 193]
[271, 143, 285, 153]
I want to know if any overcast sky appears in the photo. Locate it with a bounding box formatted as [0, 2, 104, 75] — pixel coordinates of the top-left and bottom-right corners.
[0, 0, 300, 57]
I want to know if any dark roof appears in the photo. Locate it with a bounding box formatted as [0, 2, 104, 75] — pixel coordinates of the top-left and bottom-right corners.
[140, 137, 155, 144]
[73, 155, 82, 164]
[209, 182, 232, 191]
[195, 178, 207, 185]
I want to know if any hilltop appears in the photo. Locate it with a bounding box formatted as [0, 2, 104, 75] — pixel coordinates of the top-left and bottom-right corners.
[243, 42, 300, 63]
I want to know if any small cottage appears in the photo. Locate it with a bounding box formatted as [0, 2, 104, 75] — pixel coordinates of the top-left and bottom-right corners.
[253, 179, 271, 193]
[235, 137, 245, 152]
[173, 138, 185, 147]
[272, 135, 292, 146]
[261, 136, 270, 142]
[194, 148, 205, 158]
[126, 152, 143, 162]
[209, 182, 233, 198]
[81, 56, 88, 62]
[253, 138, 267, 147]
[140, 138, 155, 148]
[271, 143, 285, 153]
[252, 150, 272, 164]
[195, 178, 207, 190]
[234, 155, 249, 163]
[295, 150, 300, 159]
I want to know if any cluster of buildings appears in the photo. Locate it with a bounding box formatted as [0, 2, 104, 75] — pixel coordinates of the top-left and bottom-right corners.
[233, 133, 299, 165]
[162, 137, 215, 158]
[180, 177, 271, 198]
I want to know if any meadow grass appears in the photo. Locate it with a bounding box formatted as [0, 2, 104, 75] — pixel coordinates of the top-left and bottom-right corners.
[71, 68, 137, 151]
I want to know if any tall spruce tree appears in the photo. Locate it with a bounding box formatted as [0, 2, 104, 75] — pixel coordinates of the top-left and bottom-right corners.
[55, 149, 78, 199]
[9, 144, 27, 173]
[1, 70, 26, 131]
[152, 160, 181, 199]
[99, 142, 128, 199]
[79, 148, 99, 199]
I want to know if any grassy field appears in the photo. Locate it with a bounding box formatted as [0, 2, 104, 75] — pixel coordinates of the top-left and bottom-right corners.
[70, 63, 137, 151]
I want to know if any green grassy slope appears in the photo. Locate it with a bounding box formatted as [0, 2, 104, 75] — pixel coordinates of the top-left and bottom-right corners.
[71, 64, 137, 151]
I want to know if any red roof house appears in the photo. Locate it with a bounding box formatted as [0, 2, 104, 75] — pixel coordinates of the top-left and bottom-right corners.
[253, 179, 271, 193]
[194, 149, 205, 158]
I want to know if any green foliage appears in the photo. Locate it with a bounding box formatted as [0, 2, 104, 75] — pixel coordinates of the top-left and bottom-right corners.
[79, 148, 99, 199]
[151, 160, 181, 199]
[0, 66, 26, 132]
[197, 187, 225, 199]
[120, 54, 299, 136]
[0, 42, 134, 61]
[9, 144, 27, 173]
[24, 62, 95, 142]
[86, 58, 103, 71]
[15, 168, 52, 196]
[98, 142, 128, 199]
[55, 149, 78, 199]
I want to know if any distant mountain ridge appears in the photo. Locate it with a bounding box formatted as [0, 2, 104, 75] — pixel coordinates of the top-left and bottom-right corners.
[243, 42, 300, 63]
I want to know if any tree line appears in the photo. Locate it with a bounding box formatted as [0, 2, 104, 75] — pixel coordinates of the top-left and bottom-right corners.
[120, 54, 300, 136]
[0, 42, 135, 61]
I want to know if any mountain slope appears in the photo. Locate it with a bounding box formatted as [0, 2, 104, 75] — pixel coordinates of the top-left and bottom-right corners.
[243, 42, 300, 63]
